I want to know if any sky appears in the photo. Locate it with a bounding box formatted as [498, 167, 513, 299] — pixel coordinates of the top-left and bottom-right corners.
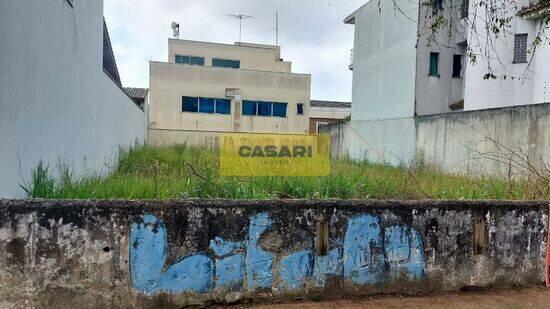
[104, 0, 366, 102]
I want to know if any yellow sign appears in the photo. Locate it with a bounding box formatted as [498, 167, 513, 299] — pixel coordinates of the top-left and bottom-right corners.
[220, 133, 331, 176]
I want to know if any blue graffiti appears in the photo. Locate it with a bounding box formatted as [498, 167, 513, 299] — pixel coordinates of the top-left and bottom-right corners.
[130, 215, 214, 293]
[246, 213, 275, 290]
[130, 212, 425, 294]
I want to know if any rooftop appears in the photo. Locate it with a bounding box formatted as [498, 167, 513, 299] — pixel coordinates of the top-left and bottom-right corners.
[124, 87, 149, 100]
[311, 100, 351, 109]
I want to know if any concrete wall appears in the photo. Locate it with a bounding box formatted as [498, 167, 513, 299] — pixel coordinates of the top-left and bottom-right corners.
[0, 0, 147, 198]
[324, 103, 550, 176]
[149, 61, 310, 134]
[345, 0, 419, 121]
[168, 39, 292, 73]
[0, 199, 547, 308]
[148, 128, 221, 149]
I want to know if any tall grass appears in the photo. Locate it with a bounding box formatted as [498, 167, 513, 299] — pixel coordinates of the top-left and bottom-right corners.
[24, 145, 549, 200]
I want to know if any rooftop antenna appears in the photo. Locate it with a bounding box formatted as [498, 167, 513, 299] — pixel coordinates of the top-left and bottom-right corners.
[171, 22, 180, 39]
[276, 12, 279, 46]
[228, 14, 252, 45]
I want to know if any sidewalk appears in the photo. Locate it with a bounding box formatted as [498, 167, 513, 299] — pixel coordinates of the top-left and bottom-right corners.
[250, 287, 550, 309]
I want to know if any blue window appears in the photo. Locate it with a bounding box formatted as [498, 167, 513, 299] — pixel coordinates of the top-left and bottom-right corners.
[257, 101, 272, 116]
[273, 102, 288, 117]
[212, 58, 241, 69]
[243, 101, 257, 116]
[176, 55, 204, 66]
[297, 104, 304, 115]
[216, 99, 231, 114]
[199, 98, 215, 113]
[429, 52, 439, 76]
[182, 96, 199, 112]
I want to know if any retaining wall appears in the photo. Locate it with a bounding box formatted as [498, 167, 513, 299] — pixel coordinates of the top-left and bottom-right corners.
[323, 102, 550, 176]
[0, 199, 548, 308]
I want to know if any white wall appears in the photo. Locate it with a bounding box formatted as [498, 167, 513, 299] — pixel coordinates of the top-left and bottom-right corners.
[463, 0, 549, 110]
[347, 0, 419, 121]
[0, 0, 146, 198]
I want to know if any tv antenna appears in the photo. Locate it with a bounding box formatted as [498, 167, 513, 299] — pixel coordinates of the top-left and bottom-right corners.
[228, 14, 252, 45]
[171, 22, 180, 39]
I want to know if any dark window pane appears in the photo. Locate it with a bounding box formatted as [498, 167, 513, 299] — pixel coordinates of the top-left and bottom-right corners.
[257, 101, 272, 116]
[213, 58, 240, 69]
[434, 0, 443, 11]
[216, 99, 231, 114]
[297, 104, 304, 115]
[429, 53, 439, 76]
[461, 0, 469, 18]
[452, 55, 462, 78]
[182, 96, 198, 112]
[273, 102, 287, 117]
[514, 34, 528, 63]
[242, 101, 257, 115]
[176, 55, 190, 64]
[190, 57, 205, 66]
[199, 98, 215, 113]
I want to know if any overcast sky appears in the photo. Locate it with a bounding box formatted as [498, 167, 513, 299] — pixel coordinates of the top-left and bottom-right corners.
[104, 0, 366, 102]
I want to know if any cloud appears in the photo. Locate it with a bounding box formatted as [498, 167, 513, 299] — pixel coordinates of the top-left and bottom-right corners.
[104, 0, 365, 101]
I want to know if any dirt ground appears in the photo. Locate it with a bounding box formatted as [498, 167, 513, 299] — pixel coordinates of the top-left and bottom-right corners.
[246, 287, 550, 309]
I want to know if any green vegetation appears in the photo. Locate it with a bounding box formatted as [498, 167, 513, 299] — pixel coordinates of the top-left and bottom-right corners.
[24, 145, 549, 200]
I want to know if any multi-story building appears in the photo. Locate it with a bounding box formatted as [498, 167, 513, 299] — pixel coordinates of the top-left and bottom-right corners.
[309, 100, 351, 134]
[148, 39, 311, 145]
[345, 0, 550, 121]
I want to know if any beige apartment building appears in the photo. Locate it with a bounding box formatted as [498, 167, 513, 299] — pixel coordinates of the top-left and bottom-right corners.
[148, 39, 312, 146]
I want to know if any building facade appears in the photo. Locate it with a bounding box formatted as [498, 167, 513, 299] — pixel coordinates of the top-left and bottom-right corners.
[0, 0, 146, 198]
[148, 39, 311, 144]
[309, 100, 351, 134]
[345, 0, 550, 120]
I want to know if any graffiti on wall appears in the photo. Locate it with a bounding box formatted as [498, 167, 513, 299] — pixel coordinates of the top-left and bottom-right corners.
[130, 212, 425, 294]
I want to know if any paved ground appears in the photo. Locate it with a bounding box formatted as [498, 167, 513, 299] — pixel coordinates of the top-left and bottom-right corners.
[248, 287, 550, 308]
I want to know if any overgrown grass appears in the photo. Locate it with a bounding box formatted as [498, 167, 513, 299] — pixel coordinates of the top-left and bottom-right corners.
[24, 145, 550, 200]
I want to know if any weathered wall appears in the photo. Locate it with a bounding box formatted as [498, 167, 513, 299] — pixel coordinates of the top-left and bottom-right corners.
[324, 103, 550, 176]
[148, 128, 221, 149]
[0, 199, 547, 308]
[0, 0, 147, 198]
[345, 0, 418, 121]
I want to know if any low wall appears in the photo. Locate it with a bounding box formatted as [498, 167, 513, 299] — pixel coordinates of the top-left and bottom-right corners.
[148, 128, 221, 149]
[323, 103, 550, 176]
[0, 199, 548, 308]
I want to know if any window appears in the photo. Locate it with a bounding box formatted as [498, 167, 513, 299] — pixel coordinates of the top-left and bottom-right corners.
[316, 122, 329, 134]
[212, 58, 241, 69]
[216, 99, 231, 115]
[175, 55, 205, 66]
[257, 101, 273, 116]
[297, 103, 304, 115]
[199, 98, 215, 114]
[461, 0, 469, 18]
[273, 103, 288, 118]
[513, 34, 528, 64]
[242, 100, 288, 117]
[243, 101, 257, 115]
[429, 52, 440, 76]
[433, 0, 443, 12]
[182, 96, 199, 112]
[452, 55, 463, 78]
[183, 97, 232, 114]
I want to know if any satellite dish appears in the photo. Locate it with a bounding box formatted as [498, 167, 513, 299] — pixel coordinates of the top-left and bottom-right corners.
[171, 22, 180, 38]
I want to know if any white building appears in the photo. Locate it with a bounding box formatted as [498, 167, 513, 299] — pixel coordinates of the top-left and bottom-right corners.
[345, 0, 550, 120]
[0, 0, 146, 197]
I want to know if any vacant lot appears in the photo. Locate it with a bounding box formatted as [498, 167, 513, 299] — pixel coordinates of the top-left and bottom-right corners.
[25, 145, 550, 200]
